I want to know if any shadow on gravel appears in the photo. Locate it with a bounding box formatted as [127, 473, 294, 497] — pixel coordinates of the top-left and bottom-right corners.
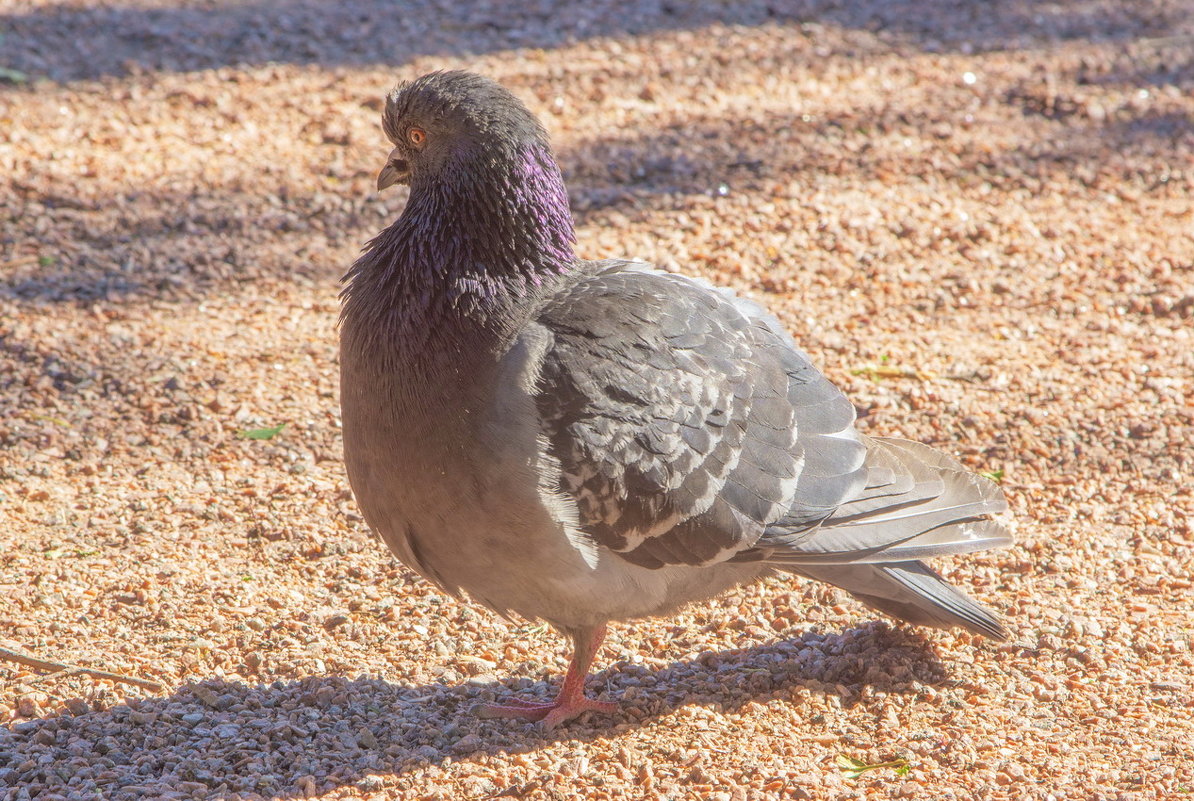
[0, 624, 948, 799]
[4, 92, 1187, 307]
[0, 0, 1184, 84]
[2, 1, 1188, 308]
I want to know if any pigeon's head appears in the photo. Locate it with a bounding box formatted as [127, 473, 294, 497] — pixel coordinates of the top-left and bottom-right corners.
[377, 71, 550, 191]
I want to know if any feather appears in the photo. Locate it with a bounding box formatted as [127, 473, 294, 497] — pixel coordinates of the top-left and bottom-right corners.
[790, 561, 1009, 640]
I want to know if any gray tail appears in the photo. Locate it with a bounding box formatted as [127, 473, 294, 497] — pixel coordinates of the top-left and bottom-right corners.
[764, 436, 1011, 640]
[787, 561, 1009, 640]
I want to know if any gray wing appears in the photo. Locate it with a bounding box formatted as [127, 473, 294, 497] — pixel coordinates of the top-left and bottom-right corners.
[533, 260, 867, 569]
[532, 261, 1011, 639]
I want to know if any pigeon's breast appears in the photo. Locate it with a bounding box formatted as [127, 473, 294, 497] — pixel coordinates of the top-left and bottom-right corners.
[339, 306, 771, 626]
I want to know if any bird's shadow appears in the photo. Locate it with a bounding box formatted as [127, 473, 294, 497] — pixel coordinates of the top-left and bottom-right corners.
[0, 624, 951, 798]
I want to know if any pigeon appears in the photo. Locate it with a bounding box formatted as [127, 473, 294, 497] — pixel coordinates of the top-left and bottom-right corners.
[339, 71, 1011, 728]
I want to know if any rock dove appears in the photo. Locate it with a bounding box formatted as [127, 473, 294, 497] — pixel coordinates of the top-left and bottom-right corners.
[339, 71, 1011, 728]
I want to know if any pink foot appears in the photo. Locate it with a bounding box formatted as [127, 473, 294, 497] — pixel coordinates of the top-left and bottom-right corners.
[477, 695, 617, 728]
[474, 624, 617, 728]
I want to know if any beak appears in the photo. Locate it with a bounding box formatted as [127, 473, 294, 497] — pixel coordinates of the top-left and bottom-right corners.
[377, 147, 410, 191]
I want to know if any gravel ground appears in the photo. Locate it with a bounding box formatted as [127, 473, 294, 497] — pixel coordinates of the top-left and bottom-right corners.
[2, 1, 1192, 799]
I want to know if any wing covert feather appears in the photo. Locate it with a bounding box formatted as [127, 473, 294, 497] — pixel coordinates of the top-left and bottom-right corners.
[532, 261, 865, 568]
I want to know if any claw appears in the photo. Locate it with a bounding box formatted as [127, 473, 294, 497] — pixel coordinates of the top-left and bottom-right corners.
[542, 697, 618, 730]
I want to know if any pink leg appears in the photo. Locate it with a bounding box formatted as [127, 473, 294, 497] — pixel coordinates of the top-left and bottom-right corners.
[477, 624, 618, 728]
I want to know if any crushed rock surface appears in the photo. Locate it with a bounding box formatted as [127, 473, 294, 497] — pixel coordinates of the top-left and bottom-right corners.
[1, 1, 1192, 799]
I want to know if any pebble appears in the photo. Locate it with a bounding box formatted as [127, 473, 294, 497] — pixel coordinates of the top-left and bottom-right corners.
[357, 775, 385, 791]
[213, 723, 241, 738]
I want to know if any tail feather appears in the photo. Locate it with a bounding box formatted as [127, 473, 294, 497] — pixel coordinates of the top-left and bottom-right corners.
[761, 436, 1011, 639]
[766, 517, 1012, 565]
[790, 561, 1009, 641]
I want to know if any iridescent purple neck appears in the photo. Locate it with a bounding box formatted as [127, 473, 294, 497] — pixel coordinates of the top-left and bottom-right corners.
[503, 144, 575, 269]
[341, 142, 576, 358]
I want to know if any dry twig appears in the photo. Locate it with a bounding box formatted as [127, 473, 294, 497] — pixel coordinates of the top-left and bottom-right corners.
[0, 644, 164, 693]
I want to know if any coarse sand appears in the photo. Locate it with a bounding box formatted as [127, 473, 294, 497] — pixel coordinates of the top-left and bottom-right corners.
[1, 1, 1192, 799]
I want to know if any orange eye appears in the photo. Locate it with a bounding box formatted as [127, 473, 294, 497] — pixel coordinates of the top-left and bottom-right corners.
[408, 127, 426, 146]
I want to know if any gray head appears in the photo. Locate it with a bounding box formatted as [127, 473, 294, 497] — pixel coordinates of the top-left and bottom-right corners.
[376, 71, 551, 191]
[345, 71, 575, 335]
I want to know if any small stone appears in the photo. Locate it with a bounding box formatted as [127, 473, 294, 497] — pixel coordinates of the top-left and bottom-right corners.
[356, 728, 378, 749]
[12, 721, 40, 735]
[192, 686, 219, 708]
[63, 698, 91, 716]
[181, 712, 205, 725]
[466, 674, 497, 687]
[451, 733, 483, 754]
[459, 655, 497, 674]
[213, 723, 241, 738]
[296, 775, 318, 797]
[15, 696, 41, 718]
[94, 736, 121, 754]
[357, 775, 385, 791]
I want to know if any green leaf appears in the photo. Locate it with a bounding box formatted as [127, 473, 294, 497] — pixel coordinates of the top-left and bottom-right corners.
[979, 468, 1005, 483]
[835, 754, 911, 780]
[239, 423, 285, 440]
[850, 364, 934, 381]
[0, 67, 29, 84]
